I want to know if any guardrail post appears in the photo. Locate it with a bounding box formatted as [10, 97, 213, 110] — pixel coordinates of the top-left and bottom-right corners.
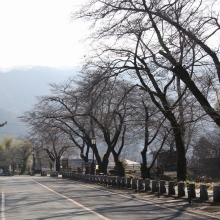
[126, 178, 131, 188]
[213, 186, 220, 202]
[120, 177, 126, 188]
[116, 177, 121, 188]
[94, 175, 97, 183]
[137, 179, 144, 191]
[90, 175, 93, 182]
[178, 182, 185, 197]
[152, 180, 157, 193]
[131, 178, 137, 191]
[160, 180, 166, 194]
[144, 178, 151, 191]
[200, 184, 208, 200]
[187, 183, 192, 204]
[98, 175, 102, 184]
[103, 175, 107, 185]
[156, 180, 160, 198]
[168, 181, 175, 195]
[85, 174, 88, 182]
[188, 183, 196, 199]
[111, 176, 116, 187]
[107, 176, 111, 186]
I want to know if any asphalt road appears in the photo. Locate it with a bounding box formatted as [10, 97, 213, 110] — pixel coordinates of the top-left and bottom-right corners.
[0, 176, 218, 220]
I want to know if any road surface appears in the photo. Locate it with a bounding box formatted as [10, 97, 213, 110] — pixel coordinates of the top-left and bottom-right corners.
[0, 176, 218, 219]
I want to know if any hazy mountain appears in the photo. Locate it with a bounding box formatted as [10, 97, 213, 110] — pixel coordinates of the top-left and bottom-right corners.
[0, 66, 79, 140]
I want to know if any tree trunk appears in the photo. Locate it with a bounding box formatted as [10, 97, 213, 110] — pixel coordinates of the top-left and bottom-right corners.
[80, 152, 90, 174]
[156, 106, 187, 181]
[177, 147, 187, 181]
[85, 167, 90, 174]
[112, 150, 125, 176]
[56, 159, 60, 172]
[140, 163, 151, 179]
[172, 124, 187, 181]
[155, 97, 187, 181]
[98, 157, 109, 174]
[141, 150, 148, 179]
[173, 65, 220, 127]
[140, 104, 150, 179]
[116, 160, 125, 177]
[97, 150, 111, 174]
[12, 164, 16, 173]
[19, 161, 27, 175]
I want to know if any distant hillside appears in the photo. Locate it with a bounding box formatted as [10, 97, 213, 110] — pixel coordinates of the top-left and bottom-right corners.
[0, 66, 79, 140]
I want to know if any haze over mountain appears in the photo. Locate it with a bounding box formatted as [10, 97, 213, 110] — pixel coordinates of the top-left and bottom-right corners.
[0, 66, 78, 140]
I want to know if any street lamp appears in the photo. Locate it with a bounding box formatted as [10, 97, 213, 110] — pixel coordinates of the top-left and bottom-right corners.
[91, 137, 96, 175]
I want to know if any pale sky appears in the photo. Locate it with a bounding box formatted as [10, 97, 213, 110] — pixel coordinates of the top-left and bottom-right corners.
[0, 0, 88, 71]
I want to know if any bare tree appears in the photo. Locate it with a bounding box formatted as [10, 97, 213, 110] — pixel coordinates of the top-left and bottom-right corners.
[21, 76, 135, 175]
[20, 110, 74, 172]
[77, 74, 141, 176]
[74, 0, 217, 180]
[35, 128, 72, 172]
[76, 0, 220, 125]
[139, 101, 170, 179]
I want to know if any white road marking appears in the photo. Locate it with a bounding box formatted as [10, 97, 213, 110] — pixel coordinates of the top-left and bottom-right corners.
[33, 180, 110, 220]
[34, 178, 218, 220]
[1, 192, 6, 220]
